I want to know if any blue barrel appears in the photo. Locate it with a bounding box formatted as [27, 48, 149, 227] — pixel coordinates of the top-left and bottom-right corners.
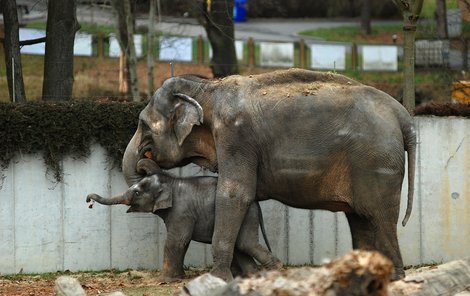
[233, 0, 247, 22]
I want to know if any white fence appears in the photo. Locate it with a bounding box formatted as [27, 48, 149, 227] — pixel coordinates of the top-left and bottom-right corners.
[0, 117, 469, 274]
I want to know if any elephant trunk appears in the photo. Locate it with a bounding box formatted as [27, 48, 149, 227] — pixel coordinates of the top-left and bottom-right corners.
[86, 193, 130, 206]
[122, 128, 145, 186]
[137, 158, 161, 175]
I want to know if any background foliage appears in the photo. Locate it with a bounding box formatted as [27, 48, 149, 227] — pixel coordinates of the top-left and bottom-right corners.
[0, 100, 146, 181]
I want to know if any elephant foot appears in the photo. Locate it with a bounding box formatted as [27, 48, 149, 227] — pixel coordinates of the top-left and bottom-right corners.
[391, 267, 405, 281]
[210, 266, 233, 282]
[157, 271, 185, 283]
[265, 259, 283, 271]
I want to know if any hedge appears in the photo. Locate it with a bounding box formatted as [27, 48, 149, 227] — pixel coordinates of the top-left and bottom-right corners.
[0, 100, 146, 181]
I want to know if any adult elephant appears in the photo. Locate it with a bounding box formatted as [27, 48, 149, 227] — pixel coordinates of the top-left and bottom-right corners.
[122, 69, 416, 281]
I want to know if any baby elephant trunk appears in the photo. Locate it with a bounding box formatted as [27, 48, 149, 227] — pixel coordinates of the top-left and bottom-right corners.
[86, 193, 130, 206]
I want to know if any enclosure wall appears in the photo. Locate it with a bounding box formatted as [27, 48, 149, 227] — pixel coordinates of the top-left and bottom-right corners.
[0, 117, 469, 274]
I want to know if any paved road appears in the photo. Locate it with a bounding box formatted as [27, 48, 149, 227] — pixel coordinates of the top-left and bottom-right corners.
[7, 1, 400, 42]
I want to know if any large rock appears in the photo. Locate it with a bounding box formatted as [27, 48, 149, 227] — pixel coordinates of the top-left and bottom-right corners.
[55, 276, 86, 296]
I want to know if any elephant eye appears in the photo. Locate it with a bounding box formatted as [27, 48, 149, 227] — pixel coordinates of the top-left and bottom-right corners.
[135, 191, 140, 196]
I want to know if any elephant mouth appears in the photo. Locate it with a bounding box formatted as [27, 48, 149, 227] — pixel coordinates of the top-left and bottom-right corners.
[138, 144, 154, 160]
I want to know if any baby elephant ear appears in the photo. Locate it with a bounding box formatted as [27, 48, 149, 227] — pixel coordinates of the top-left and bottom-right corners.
[153, 183, 173, 211]
[173, 93, 204, 146]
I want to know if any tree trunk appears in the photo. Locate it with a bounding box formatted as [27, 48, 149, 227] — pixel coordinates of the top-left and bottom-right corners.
[179, 250, 393, 296]
[201, 0, 238, 78]
[360, 0, 372, 35]
[392, 0, 424, 114]
[2, 0, 26, 102]
[147, 0, 156, 97]
[389, 259, 470, 295]
[112, 0, 140, 101]
[123, 0, 139, 101]
[179, 252, 470, 296]
[42, 0, 79, 101]
[435, 0, 448, 39]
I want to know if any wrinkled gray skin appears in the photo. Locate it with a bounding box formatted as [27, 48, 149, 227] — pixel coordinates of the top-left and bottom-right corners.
[122, 69, 416, 281]
[87, 159, 281, 282]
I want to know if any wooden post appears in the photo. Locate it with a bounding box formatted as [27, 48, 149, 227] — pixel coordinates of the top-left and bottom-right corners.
[198, 35, 204, 64]
[247, 37, 255, 69]
[351, 43, 358, 71]
[0, 25, 5, 65]
[97, 32, 104, 59]
[299, 39, 305, 68]
[464, 39, 468, 71]
[119, 52, 128, 94]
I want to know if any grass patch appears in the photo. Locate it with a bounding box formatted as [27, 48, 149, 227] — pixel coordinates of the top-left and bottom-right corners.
[26, 21, 116, 35]
[299, 20, 470, 43]
[299, 24, 402, 43]
[421, 0, 459, 19]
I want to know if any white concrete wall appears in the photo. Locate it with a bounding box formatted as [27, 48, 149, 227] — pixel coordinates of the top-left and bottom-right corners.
[0, 117, 469, 274]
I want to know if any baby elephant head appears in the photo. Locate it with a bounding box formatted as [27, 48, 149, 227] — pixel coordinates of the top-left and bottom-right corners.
[125, 175, 173, 213]
[86, 159, 173, 213]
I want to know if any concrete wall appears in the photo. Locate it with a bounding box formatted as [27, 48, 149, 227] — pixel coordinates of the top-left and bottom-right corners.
[0, 117, 469, 274]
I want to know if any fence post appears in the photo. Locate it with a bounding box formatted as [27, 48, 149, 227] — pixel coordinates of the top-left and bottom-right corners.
[198, 35, 204, 64]
[0, 25, 4, 64]
[97, 32, 104, 58]
[248, 37, 255, 69]
[351, 43, 358, 71]
[119, 52, 128, 93]
[299, 39, 305, 68]
[464, 39, 468, 71]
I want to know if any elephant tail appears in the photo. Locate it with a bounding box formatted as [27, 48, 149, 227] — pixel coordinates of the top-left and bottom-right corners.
[256, 202, 272, 252]
[402, 120, 417, 227]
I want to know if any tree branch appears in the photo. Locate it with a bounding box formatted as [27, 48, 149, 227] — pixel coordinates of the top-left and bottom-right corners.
[0, 36, 46, 46]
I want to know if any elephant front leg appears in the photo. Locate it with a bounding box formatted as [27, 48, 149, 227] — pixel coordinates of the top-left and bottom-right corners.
[159, 229, 192, 282]
[211, 174, 257, 282]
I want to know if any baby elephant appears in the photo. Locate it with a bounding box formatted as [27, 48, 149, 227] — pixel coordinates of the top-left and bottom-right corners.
[86, 159, 281, 282]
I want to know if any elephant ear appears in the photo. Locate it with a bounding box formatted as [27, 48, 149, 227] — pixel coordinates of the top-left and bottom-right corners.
[172, 93, 204, 146]
[153, 183, 173, 211]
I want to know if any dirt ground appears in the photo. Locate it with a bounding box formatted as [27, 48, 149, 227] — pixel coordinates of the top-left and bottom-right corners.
[0, 265, 433, 296]
[0, 268, 211, 296]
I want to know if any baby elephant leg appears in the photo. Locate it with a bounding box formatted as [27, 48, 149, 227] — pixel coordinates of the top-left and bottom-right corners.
[232, 250, 260, 277]
[236, 204, 282, 270]
[159, 225, 192, 282]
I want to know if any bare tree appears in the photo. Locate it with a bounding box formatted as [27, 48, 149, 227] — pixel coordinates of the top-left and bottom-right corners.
[196, 0, 238, 77]
[147, 0, 157, 97]
[435, 0, 448, 38]
[360, 0, 372, 35]
[1, 0, 26, 102]
[392, 0, 423, 113]
[112, 0, 140, 101]
[42, 0, 80, 101]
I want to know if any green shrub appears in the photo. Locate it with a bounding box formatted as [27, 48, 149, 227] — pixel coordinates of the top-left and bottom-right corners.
[0, 100, 147, 181]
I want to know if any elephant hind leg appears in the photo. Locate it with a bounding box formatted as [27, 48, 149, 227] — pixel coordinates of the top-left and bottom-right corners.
[346, 212, 404, 280]
[232, 250, 260, 277]
[346, 213, 375, 250]
[235, 231, 282, 271]
[235, 205, 282, 271]
[374, 218, 404, 280]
